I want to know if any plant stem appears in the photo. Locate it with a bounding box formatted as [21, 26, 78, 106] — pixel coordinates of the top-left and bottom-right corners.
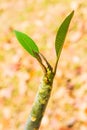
[24, 67, 54, 130]
[39, 53, 52, 70]
[54, 58, 58, 76]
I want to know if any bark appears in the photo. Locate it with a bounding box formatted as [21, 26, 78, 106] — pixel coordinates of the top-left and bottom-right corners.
[24, 67, 54, 130]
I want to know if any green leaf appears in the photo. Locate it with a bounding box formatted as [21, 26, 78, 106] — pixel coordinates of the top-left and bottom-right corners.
[14, 30, 39, 57]
[55, 10, 74, 58]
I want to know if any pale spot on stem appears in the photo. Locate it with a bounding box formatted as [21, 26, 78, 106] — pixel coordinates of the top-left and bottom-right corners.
[31, 117, 36, 122]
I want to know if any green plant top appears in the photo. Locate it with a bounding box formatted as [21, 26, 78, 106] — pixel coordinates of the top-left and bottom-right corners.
[14, 11, 74, 75]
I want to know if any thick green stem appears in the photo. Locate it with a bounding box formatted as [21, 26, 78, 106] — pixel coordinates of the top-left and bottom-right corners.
[24, 68, 54, 130]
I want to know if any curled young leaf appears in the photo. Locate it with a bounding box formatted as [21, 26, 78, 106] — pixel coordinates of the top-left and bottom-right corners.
[55, 11, 74, 59]
[14, 30, 39, 57]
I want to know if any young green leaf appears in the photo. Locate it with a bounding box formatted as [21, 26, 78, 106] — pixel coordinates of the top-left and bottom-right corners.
[55, 10, 74, 58]
[14, 30, 39, 57]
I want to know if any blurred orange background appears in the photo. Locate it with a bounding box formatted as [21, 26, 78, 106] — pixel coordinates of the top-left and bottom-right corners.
[0, 0, 87, 130]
